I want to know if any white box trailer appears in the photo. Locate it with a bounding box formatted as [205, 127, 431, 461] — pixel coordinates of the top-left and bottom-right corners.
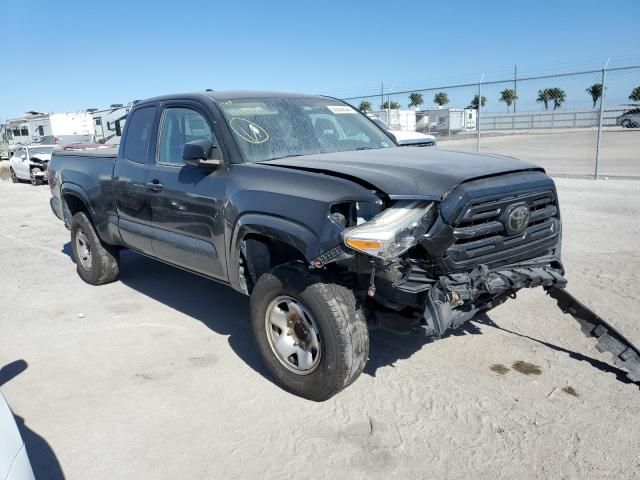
[371, 109, 417, 132]
[417, 108, 477, 135]
[1, 111, 94, 156]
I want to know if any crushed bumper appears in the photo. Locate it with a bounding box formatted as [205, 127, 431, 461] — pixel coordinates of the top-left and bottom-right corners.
[423, 261, 566, 337]
[548, 288, 640, 383]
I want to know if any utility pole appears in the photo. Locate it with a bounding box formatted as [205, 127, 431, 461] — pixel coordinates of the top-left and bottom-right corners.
[380, 82, 384, 113]
[594, 58, 610, 179]
[476, 73, 485, 153]
[513, 65, 518, 113]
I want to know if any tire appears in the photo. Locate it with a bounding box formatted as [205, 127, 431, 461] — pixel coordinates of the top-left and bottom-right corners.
[621, 119, 632, 128]
[250, 262, 369, 401]
[70, 212, 119, 285]
[10, 168, 19, 183]
[30, 169, 43, 186]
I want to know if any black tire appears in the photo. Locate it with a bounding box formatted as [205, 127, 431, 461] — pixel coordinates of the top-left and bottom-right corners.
[70, 212, 119, 285]
[250, 262, 369, 401]
[30, 170, 43, 186]
[10, 168, 19, 183]
[621, 119, 632, 128]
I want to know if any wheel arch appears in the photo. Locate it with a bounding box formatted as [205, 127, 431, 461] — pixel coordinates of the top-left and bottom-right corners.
[228, 213, 318, 294]
[60, 184, 94, 226]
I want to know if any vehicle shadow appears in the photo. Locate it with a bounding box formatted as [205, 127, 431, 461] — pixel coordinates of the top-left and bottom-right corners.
[473, 313, 633, 384]
[364, 320, 484, 376]
[1, 360, 66, 480]
[113, 249, 276, 387]
[61, 244, 632, 386]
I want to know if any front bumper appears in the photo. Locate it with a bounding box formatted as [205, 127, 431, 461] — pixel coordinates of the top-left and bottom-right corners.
[422, 258, 566, 337]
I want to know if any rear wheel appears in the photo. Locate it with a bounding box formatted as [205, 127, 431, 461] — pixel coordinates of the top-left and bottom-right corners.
[250, 263, 369, 401]
[70, 212, 119, 285]
[621, 119, 632, 128]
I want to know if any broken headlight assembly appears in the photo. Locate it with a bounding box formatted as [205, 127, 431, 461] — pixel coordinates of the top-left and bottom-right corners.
[342, 200, 436, 261]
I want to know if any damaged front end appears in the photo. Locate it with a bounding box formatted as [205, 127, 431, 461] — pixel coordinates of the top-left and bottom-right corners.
[29, 157, 50, 184]
[421, 260, 566, 337]
[315, 171, 567, 338]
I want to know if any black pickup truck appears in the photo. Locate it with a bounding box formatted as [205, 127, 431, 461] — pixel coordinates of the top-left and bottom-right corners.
[49, 91, 566, 400]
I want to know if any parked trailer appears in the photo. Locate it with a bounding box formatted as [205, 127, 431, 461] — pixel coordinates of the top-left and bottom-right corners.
[1, 111, 94, 157]
[91, 104, 130, 145]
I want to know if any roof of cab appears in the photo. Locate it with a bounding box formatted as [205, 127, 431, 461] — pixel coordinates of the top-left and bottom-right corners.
[134, 90, 332, 106]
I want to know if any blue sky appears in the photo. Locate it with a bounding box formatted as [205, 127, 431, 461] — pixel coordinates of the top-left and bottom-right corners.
[1, 0, 639, 119]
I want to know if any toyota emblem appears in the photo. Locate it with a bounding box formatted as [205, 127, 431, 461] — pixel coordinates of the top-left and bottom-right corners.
[504, 203, 530, 235]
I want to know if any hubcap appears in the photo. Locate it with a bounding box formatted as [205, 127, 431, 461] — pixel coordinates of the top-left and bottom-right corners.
[265, 296, 321, 375]
[75, 229, 92, 270]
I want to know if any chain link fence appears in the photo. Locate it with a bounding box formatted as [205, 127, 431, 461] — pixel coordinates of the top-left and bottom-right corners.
[341, 66, 640, 179]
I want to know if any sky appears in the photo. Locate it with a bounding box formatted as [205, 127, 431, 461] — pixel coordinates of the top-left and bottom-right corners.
[0, 0, 639, 119]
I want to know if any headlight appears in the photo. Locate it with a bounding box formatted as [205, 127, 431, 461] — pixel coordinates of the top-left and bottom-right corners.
[342, 200, 436, 260]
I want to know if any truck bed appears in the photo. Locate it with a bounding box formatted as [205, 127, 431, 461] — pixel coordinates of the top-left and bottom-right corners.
[49, 150, 119, 231]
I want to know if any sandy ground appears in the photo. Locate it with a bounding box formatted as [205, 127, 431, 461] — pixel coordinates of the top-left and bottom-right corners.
[0, 178, 639, 480]
[440, 128, 640, 179]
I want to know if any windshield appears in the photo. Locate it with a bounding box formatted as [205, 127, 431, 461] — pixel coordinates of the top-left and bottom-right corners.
[218, 97, 395, 162]
[28, 147, 55, 155]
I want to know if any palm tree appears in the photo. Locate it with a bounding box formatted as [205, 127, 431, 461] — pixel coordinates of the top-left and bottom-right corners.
[536, 89, 552, 110]
[548, 88, 566, 110]
[381, 101, 401, 109]
[408, 93, 423, 109]
[358, 101, 372, 112]
[433, 92, 449, 107]
[468, 95, 486, 110]
[499, 89, 518, 112]
[629, 86, 640, 102]
[585, 83, 603, 108]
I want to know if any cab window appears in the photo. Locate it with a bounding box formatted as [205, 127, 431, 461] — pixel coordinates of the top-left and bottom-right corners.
[123, 106, 156, 164]
[157, 108, 217, 165]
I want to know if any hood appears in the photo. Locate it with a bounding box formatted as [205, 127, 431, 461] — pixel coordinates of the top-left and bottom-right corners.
[389, 130, 435, 142]
[262, 147, 543, 200]
[30, 154, 51, 162]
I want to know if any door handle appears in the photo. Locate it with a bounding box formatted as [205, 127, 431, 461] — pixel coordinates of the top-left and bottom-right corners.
[146, 180, 164, 192]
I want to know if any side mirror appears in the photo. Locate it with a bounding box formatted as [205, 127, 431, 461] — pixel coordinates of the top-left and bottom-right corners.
[20, 154, 26, 160]
[182, 139, 223, 169]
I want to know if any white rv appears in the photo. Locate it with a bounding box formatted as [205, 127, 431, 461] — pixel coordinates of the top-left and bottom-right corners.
[91, 104, 130, 145]
[1, 111, 94, 156]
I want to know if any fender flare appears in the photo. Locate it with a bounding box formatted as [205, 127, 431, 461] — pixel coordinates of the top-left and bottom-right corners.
[227, 213, 319, 292]
[60, 182, 94, 224]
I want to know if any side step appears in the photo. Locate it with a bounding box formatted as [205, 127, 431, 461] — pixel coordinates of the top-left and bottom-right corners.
[547, 287, 640, 383]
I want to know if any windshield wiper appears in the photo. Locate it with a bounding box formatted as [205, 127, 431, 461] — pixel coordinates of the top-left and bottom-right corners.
[355, 146, 374, 150]
[265, 154, 304, 161]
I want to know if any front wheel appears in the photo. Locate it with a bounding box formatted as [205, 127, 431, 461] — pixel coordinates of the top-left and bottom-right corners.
[30, 169, 43, 186]
[70, 212, 120, 285]
[10, 168, 19, 183]
[621, 119, 633, 128]
[250, 263, 369, 401]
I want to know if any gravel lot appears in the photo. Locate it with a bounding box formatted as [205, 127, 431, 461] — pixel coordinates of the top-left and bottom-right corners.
[1, 178, 639, 480]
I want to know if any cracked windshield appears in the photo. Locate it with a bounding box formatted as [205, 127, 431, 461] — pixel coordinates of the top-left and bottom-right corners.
[219, 97, 395, 162]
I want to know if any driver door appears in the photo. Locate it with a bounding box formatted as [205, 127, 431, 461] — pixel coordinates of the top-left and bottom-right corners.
[145, 104, 229, 281]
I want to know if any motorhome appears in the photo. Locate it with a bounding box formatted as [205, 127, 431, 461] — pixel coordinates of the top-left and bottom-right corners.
[91, 104, 130, 145]
[1, 111, 94, 157]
